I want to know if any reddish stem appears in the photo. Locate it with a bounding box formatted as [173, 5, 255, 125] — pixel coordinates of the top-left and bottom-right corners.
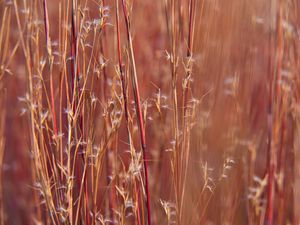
[120, 1, 152, 224]
[43, 0, 58, 136]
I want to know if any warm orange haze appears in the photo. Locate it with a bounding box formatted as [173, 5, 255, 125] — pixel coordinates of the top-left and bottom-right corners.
[0, 0, 299, 224]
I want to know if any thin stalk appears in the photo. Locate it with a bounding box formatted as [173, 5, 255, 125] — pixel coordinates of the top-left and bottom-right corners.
[167, 0, 180, 223]
[13, 1, 44, 223]
[0, 90, 6, 225]
[115, 1, 141, 224]
[179, 0, 198, 220]
[120, 1, 152, 224]
[265, 0, 283, 224]
[42, 0, 57, 137]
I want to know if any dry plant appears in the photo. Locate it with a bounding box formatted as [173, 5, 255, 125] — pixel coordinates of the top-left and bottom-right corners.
[0, 0, 299, 225]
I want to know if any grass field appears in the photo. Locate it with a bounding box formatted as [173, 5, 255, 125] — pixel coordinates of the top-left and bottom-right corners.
[0, 0, 299, 224]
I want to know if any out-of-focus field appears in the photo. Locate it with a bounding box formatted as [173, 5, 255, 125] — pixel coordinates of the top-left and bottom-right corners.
[0, 0, 299, 224]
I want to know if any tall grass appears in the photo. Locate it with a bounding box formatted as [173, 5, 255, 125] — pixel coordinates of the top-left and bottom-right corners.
[0, 0, 300, 224]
